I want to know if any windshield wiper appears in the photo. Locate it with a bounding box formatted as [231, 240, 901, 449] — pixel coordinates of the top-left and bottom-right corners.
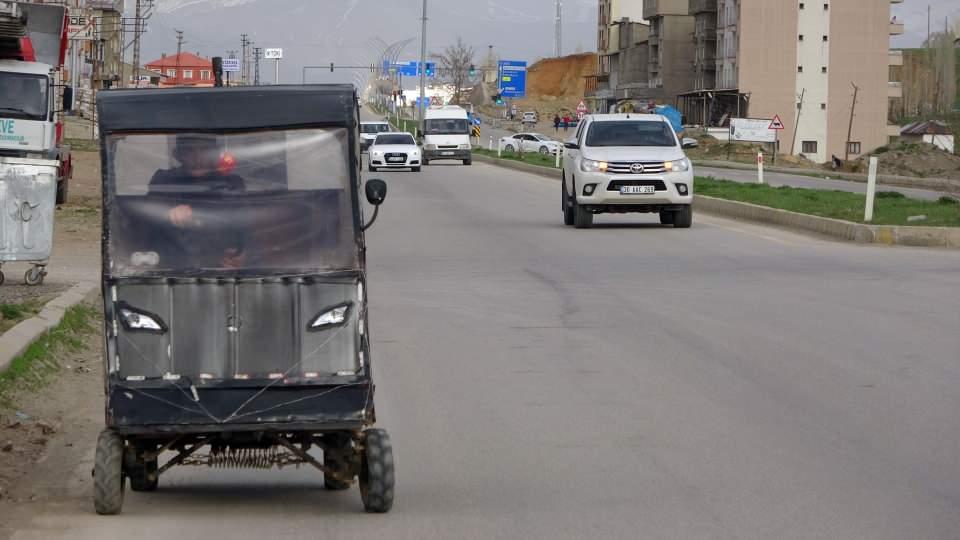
[0, 107, 32, 114]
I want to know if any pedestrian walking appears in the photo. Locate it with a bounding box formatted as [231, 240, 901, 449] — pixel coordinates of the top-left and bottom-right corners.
[553, 114, 561, 134]
[563, 114, 571, 132]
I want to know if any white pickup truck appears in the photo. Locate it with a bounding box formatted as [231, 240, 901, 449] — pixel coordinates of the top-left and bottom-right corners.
[561, 114, 696, 229]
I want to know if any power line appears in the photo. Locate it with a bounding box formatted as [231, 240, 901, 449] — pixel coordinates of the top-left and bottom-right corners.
[253, 47, 262, 85]
[175, 29, 185, 86]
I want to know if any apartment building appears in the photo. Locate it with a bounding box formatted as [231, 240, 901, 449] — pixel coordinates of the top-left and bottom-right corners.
[682, 0, 903, 163]
[643, 0, 695, 101]
[586, 0, 646, 112]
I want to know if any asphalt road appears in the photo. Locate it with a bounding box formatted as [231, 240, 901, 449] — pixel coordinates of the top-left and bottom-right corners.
[9, 150, 960, 539]
[479, 121, 953, 201]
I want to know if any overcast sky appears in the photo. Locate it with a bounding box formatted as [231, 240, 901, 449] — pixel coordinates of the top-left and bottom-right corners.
[143, 0, 958, 85]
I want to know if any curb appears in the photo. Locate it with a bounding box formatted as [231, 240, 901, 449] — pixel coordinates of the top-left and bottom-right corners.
[474, 153, 960, 248]
[0, 282, 99, 375]
[692, 159, 960, 195]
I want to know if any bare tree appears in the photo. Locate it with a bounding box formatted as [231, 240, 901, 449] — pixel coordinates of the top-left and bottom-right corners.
[430, 37, 475, 104]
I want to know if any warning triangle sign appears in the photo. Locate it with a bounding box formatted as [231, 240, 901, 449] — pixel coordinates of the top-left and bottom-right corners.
[769, 115, 785, 130]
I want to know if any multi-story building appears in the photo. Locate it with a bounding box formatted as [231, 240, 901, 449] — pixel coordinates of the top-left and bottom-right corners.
[690, 0, 718, 91]
[643, 0, 695, 101]
[585, 0, 646, 113]
[680, 0, 904, 163]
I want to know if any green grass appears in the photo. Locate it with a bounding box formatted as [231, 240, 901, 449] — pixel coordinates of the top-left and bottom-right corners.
[63, 137, 100, 152]
[696, 176, 960, 227]
[473, 147, 561, 169]
[0, 304, 99, 408]
[0, 301, 43, 333]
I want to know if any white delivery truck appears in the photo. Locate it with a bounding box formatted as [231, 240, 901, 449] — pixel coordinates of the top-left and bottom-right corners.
[421, 105, 471, 166]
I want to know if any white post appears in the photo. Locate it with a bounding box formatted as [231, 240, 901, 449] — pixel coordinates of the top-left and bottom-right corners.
[757, 152, 764, 184]
[497, 140, 502, 158]
[488, 136, 493, 151]
[864, 156, 878, 222]
[555, 146, 561, 168]
[275, 59, 280, 85]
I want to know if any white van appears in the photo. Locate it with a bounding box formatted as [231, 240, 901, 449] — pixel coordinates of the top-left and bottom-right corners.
[421, 106, 472, 165]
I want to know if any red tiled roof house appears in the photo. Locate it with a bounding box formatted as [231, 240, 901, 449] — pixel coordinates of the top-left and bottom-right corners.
[145, 52, 214, 88]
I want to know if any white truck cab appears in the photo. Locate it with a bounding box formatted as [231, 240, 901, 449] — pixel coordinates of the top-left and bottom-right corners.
[421, 105, 471, 166]
[0, 60, 58, 155]
[561, 114, 696, 229]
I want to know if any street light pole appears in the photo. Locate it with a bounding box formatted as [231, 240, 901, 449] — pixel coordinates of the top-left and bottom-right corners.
[418, 0, 428, 127]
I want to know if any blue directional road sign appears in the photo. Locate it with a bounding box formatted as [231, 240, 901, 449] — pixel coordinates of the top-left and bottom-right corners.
[498, 60, 527, 98]
[395, 61, 419, 77]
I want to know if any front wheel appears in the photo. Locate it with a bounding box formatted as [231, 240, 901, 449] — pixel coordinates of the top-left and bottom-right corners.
[359, 429, 395, 513]
[412, 166, 421, 173]
[659, 211, 675, 226]
[24, 266, 44, 286]
[503, 144, 515, 153]
[562, 179, 574, 226]
[539, 146, 550, 155]
[93, 429, 125, 515]
[673, 205, 693, 228]
[56, 178, 68, 205]
[572, 194, 593, 229]
[368, 164, 377, 172]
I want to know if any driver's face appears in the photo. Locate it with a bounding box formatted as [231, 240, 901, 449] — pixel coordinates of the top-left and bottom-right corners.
[178, 142, 219, 177]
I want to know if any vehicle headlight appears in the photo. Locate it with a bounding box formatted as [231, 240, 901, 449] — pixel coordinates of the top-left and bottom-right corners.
[412, 149, 420, 155]
[118, 305, 166, 333]
[309, 304, 351, 330]
[580, 158, 608, 173]
[664, 158, 690, 172]
[459, 143, 471, 149]
[371, 150, 383, 157]
[424, 144, 437, 150]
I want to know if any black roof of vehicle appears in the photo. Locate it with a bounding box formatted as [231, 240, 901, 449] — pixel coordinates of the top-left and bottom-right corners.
[97, 84, 357, 133]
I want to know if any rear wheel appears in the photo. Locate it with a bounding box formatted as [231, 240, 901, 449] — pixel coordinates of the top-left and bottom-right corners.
[659, 211, 675, 226]
[539, 146, 550, 155]
[359, 429, 395, 513]
[572, 193, 593, 229]
[324, 434, 353, 491]
[504, 144, 515, 153]
[93, 429, 125, 515]
[673, 205, 693, 228]
[56, 178, 68, 205]
[463, 158, 472, 166]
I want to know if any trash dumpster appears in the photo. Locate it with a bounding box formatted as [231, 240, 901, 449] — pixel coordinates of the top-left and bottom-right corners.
[0, 156, 57, 285]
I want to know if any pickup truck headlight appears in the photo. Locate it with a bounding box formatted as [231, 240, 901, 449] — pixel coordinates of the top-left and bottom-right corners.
[664, 158, 690, 172]
[580, 158, 608, 173]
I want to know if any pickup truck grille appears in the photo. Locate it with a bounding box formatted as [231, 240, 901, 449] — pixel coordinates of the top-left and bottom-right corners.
[607, 179, 667, 191]
[606, 161, 667, 175]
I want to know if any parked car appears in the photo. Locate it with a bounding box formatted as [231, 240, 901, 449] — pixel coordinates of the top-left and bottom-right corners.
[360, 121, 391, 152]
[499, 133, 562, 155]
[369, 132, 422, 172]
[561, 114, 697, 229]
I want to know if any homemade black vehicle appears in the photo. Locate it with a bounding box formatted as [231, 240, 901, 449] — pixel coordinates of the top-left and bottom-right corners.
[92, 85, 392, 515]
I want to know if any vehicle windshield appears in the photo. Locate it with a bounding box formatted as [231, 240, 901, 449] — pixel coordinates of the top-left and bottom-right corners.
[585, 121, 677, 147]
[0, 73, 48, 121]
[105, 128, 359, 276]
[361, 123, 391, 134]
[424, 118, 469, 135]
[531, 134, 552, 141]
[375, 134, 416, 145]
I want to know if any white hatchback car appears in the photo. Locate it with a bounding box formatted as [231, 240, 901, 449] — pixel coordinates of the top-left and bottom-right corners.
[561, 114, 696, 229]
[368, 132, 422, 172]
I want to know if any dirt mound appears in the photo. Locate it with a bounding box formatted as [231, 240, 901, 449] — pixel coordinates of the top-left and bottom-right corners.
[526, 53, 596, 99]
[861, 141, 960, 179]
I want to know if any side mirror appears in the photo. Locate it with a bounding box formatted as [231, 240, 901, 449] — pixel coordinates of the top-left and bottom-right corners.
[564, 142, 579, 150]
[62, 86, 74, 112]
[416, 129, 424, 139]
[681, 138, 698, 149]
[365, 178, 387, 206]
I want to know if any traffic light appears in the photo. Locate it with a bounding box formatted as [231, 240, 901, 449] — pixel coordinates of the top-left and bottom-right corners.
[469, 64, 476, 77]
[425, 63, 434, 77]
[492, 93, 504, 105]
[330, 62, 334, 72]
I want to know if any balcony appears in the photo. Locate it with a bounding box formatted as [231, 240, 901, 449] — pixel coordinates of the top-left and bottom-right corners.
[696, 27, 718, 40]
[690, 0, 718, 14]
[889, 21, 904, 35]
[889, 0, 903, 3]
[887, 81, 903, 98]
[888, 50, 903, 66]
[585, 74, 611, 97]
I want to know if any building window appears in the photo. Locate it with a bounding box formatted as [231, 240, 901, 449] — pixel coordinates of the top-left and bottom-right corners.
[821, 103, 827, 109]
[822, 35, 828, 42]
[201, 70, 210, 80]
[166, 69, 175, 77]
[799, 34, 804, 41]
[847, 142, 861, 155]
[799, 2, 805, 8]
[802, 141, 818, 154]
[821, 67, 827, 73]
[183, 70, 193, 79]
[798, 65, 803, 73]
[823, 3, 828, 9]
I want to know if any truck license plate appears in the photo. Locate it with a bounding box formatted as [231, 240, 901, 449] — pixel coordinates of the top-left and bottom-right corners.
[620, 185, 656, 195]
[441, 151, 455, 156]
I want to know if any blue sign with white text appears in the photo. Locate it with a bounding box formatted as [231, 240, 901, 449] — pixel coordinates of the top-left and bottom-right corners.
[497, 60, 527, 98]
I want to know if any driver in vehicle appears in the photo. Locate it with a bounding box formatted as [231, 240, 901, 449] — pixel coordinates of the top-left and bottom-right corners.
[149, 134, 247, 268]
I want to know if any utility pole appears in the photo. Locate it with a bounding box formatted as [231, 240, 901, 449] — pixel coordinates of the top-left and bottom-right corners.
[253, 47, 262, 86]
[241, 34, 249, 85]
[131, 0, 143, 84]
[790, 88, 805, 155]
[845, 82, 859, 162]
[174, 30, 184, 86]
[554, 0, 562, 58]
[418, 0, 427, 126]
